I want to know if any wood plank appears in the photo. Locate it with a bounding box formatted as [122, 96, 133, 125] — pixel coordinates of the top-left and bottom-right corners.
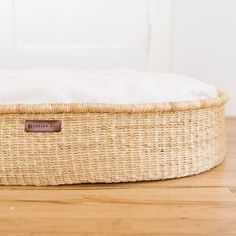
[1, 218, 236, 235]
[0, 188, 235, 219]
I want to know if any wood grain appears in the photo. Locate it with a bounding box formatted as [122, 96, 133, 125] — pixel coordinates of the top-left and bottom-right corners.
[0, 118, 236, 235]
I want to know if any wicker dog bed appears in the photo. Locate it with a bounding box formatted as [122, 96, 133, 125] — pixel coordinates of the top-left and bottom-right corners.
[0, 91, 227, 186]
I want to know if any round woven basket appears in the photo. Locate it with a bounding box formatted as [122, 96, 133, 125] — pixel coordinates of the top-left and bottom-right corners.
[0, 91, 228, 186]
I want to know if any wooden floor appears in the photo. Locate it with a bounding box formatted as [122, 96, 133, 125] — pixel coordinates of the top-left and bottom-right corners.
[0, 118, 236, 236]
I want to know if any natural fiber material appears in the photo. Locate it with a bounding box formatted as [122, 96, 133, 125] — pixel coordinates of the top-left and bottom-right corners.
[0, 91, 227, 186]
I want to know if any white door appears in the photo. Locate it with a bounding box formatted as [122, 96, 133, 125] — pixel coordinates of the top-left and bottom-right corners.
[0, 0, 151, 69]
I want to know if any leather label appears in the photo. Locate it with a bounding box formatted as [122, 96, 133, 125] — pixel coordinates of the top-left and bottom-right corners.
[25, 120, 61, 132]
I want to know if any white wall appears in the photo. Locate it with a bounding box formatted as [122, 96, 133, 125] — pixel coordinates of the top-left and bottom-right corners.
[171, 0, 236, 116]
[0, 0, 235, 115]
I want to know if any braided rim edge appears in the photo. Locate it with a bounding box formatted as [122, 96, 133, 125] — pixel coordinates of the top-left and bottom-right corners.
[0, 90, 228, 114]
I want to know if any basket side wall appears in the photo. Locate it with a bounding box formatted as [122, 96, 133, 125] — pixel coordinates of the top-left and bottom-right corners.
[0, 105, 226, 185]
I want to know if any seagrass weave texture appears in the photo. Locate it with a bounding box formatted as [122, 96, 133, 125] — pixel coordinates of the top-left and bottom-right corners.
[0, 91, 227, 185]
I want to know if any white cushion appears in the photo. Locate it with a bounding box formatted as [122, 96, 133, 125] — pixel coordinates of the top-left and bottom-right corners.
[0, 68, 218, 104]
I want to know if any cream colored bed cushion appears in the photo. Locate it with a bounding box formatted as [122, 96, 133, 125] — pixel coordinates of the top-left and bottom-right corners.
[0, 68, 218, 104]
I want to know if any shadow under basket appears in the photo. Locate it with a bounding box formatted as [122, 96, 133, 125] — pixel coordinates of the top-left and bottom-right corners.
[0, 91, 228, 186]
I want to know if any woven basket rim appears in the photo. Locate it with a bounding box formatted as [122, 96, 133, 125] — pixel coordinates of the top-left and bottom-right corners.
[0, 90, 228, 114]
